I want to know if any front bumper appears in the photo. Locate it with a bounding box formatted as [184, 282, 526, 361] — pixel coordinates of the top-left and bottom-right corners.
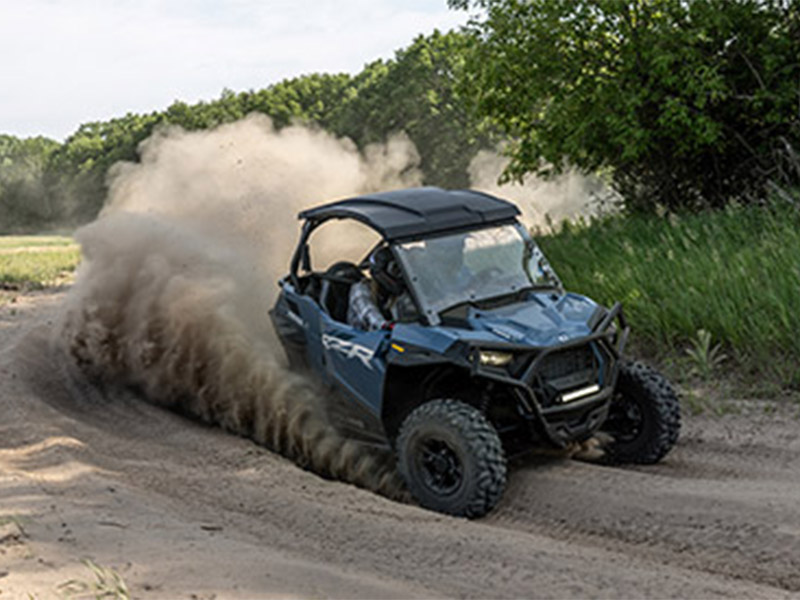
[469, 302, 629, 448]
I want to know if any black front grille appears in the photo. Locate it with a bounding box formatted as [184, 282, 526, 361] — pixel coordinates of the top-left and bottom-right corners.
[527, 344, 600, 407]
[538, 346, 596, 381]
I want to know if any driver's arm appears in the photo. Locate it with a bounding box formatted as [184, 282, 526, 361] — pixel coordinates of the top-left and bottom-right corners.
[347, 280, 387, 331]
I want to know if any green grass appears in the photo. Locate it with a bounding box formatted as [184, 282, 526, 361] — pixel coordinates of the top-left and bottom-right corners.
[0, 235, 75, 249]
[538, 202, 800, 377]
[0, 235, 80, 289]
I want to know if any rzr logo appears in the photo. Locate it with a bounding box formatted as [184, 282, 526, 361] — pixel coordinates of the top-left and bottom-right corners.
[322, 333, 375, 369]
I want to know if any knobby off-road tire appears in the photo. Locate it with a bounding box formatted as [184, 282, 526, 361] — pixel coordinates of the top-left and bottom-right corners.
[396, 399, 507, 518]
[602, 360, 681, 464]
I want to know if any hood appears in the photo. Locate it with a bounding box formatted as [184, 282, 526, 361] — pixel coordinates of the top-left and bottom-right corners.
[392, 292, 603, 353]
[465, 292, 599, 347]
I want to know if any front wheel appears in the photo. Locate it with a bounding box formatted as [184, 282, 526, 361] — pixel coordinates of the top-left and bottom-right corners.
[396, 399, 507, 518]
[601, 360, 681, 464]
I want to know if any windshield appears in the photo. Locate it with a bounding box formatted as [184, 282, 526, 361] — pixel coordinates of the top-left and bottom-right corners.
[395, 223, 560, 317]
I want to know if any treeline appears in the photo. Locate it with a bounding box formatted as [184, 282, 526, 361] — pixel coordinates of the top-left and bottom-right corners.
[2, 1, 799, 233]
[0, 31, 489, 233]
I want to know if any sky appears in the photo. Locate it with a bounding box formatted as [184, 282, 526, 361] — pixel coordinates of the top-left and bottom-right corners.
[0, 0, 469, 141]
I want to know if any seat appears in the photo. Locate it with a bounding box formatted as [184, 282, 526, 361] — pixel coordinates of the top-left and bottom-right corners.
[319, 261, 364, 322]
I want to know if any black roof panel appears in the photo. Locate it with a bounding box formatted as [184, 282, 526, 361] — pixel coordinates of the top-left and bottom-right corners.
[298, 187, 521, 240]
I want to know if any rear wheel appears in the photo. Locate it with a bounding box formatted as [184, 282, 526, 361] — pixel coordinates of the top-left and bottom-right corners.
[602, 360, 681, 464]
[396, 399, 506, 518]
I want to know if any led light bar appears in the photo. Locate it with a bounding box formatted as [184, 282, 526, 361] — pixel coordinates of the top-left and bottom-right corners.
[560, 384, 600, 404]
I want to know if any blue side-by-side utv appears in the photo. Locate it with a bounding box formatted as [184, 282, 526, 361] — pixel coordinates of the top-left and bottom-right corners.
[270, 187, 680, 517]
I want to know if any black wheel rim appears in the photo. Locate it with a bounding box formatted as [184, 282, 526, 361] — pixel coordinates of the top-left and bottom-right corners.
[416, 438, 463, 495]
[604, 393, 644, 443]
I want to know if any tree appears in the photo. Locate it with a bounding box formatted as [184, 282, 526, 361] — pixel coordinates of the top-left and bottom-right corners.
[332, 30, 493, 188]
[0, 134, 60, 231]
[451, 0, 800, 211]
[47, 112, 163, 223]
[245, 73, 354, 130]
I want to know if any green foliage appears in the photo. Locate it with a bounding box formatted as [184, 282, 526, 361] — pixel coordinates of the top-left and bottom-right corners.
[453, 0, 800, 212]
[246, 73, 354, 129]
[332, 30, 493, 188]
[538, 201, 800, 371]
[46, 112, 163, 224]
[0, 134, 61, 231]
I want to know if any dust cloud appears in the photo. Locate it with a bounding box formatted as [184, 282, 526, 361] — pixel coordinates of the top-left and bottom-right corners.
[468, 150, 619, 230]
[57, 114, 421, 497]
[52, 115, 611, 500]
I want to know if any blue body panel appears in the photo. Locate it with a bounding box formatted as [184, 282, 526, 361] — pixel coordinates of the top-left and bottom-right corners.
[282, 286, 602, 421]
[319, 315, 389, 416]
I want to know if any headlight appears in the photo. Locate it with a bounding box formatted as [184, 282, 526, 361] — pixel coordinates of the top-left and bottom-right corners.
[479, 350, 513, 367]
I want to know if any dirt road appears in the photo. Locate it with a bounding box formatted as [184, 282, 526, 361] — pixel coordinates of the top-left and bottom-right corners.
[1, 291, 799, 598]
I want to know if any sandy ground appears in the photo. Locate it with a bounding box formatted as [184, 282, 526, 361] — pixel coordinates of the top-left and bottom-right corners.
[1, 290, 799, 599]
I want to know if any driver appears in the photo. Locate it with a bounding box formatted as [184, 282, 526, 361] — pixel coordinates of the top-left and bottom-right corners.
[347, 247, 413, 330]
[347, 277, 386, 331]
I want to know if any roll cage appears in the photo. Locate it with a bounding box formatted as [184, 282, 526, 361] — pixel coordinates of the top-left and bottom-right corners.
[289, 187, 525, 323]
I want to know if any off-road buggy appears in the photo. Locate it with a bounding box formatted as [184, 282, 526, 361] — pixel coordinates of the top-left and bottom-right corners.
[270, 187, 680, 517]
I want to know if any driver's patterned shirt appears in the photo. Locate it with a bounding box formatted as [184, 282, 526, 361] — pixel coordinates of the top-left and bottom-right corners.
[347, 280, 387, 331]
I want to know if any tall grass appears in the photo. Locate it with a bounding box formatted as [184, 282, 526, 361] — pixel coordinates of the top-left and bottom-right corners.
[538, 203, 800, 372]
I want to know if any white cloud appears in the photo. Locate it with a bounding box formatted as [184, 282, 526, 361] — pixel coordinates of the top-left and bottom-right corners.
[0, 0, 467, 140]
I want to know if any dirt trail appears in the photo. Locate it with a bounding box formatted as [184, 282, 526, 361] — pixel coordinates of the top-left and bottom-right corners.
[1, 291, 799, 599]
